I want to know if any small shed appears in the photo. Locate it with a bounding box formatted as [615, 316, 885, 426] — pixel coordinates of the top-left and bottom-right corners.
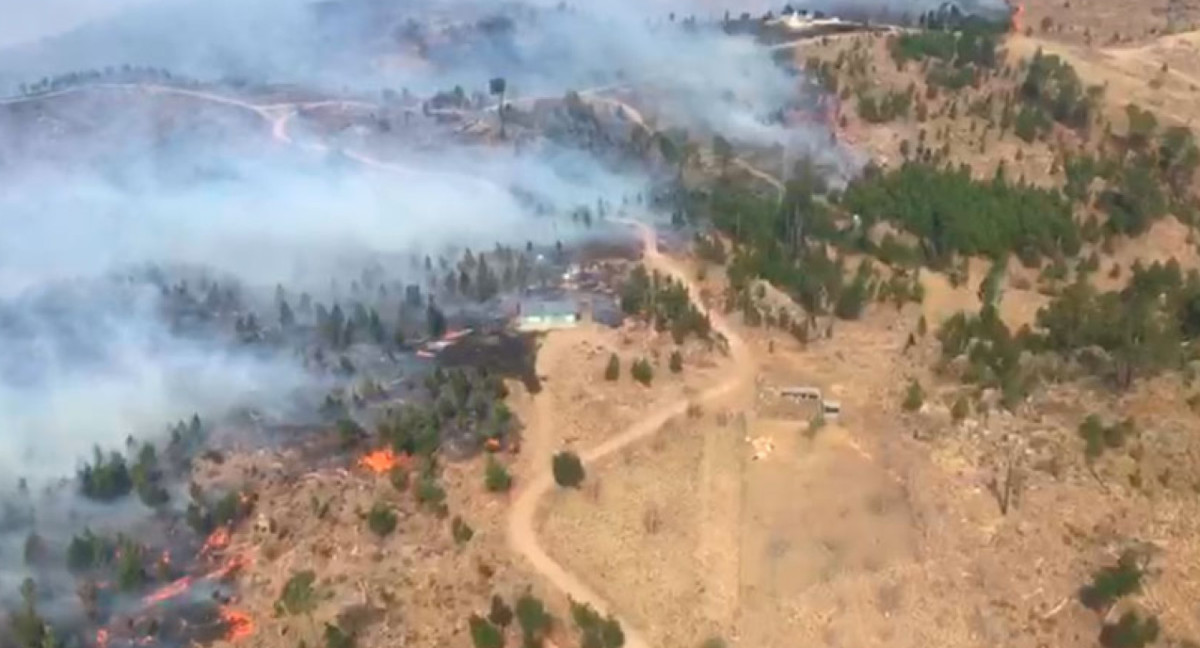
[515, 298, 580, 331]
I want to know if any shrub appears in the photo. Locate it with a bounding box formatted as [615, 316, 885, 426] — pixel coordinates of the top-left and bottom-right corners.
[1078, 416, 1136, 459]
[570, 600, 625, 648]
[469, 615, 504, 648]
[902, 380, 925, 412]
[1080, 551, 1144, 611]
[488, 594, 514, 628]
[366, 502, 398, 537]
[485, 456, 513, 493]
[668, 350, 683, 373]
[324, 622, 356, 648]
[515, 591, 551, 645]
[277, 570, 318, 615]
[604, 354, 620, 381]
[1099, 611, 1160, 648]
[416, 476, 447, 510]
[451, 516, 474, 545]
[552, 451, 586, 488]
[631, 358, 654, 385]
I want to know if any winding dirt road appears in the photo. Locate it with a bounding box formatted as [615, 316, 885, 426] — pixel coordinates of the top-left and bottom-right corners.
[8, 80, 765, 648]
[506, 219, 756, 648]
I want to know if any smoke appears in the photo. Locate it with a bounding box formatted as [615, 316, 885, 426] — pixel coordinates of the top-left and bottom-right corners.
[0, 0, 836, 478]
[0, 0, 862, 621]
[0, 0, 815, 144]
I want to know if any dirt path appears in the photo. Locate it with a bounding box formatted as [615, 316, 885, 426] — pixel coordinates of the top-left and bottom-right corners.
[8, 79, 774, 644]
[507, 220, 756, 648]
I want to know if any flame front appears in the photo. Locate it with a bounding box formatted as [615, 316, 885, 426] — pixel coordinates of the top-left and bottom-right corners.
[359, 448, 400, 473]
[141, 575, 195, 606]
[220, 607, 254, 641]
[201, 527, 231, 555]
[205, 552, 251, 580]
[1011, 2, 1025, 33]
[95, 628, 110, 648]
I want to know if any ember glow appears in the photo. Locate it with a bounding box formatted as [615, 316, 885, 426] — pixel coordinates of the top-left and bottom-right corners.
[219, 607, 254, 641]
[359, 448, 402, 473]
[200, 527, 231, 555]
[141, 575, 195, 607]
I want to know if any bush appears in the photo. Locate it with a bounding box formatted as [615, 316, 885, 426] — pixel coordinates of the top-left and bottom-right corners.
[325, 623, 356, 648]
[277, 570, 318, 615]
[552, 451, 586, 488]
[669, 350, 683, 373]
[515, 591, 551, 645]
[1080, 551, 1144, 611]
[416, 476, 447, 511]
[366, 502, 398, 537]
[469, 615, 505, 648]
[488, 595, 514, 628]
[604, 354, 620, 381]
[451, 516, 474, 545]
[1099, 611, 1160, 648]
[902, 380, 925, 412]
[570, 600, 625, 648]
[485, 456, 513, 493]
[631, 358, 654, 385]
[1078, 415, 1136, 459]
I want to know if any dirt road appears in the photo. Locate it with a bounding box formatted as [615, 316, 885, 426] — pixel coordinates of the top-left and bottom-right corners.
[8, 80, 771, 645]
[506, 219, 755, 648]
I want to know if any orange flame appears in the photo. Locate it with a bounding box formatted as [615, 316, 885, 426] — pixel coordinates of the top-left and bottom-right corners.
[219, 607, 254, 641]
[204, 552, 251, 581]
[141, 575, 195, 606]
[96, 628, 110, 648]
[359, 448, 400, 473]
[201, 527, 231, 555]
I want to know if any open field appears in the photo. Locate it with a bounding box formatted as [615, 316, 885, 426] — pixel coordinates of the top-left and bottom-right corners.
[534, 238, 1200, 647]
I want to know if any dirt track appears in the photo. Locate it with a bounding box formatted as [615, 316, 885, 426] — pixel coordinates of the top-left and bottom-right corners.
[506, 219, 756, 648]
[6, 80, 766, 647]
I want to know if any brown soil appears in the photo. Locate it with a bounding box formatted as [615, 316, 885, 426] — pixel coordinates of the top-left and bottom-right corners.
[535, 241, 1200, 648]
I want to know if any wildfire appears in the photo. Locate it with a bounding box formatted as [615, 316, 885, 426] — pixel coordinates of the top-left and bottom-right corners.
[359, 448, 401, 473]
[141, 575, 195, 607]
[205, 552, 251, 581]
[96, 629, 109, 648]
[219, 607, 254, 641]
[200, 527, 231, 555]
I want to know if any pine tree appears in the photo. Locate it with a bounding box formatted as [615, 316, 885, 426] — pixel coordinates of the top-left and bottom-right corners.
[604, 354, 620, 381]
[552, 451, 585, 488]
[279, 299, 295, 330]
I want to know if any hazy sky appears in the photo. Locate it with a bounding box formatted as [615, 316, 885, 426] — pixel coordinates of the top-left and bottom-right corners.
[0, 0, 157, 48]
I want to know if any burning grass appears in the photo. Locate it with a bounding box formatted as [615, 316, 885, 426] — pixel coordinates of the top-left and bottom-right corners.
[359, 448, 404, 474]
